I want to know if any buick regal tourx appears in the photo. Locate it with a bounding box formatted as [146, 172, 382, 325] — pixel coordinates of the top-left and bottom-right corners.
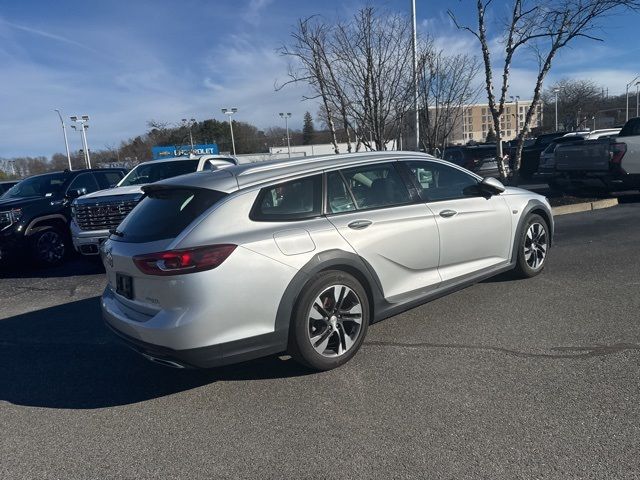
[101, 152, 553, 371]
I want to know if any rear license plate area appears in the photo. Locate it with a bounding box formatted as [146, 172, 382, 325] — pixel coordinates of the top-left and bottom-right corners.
[116, 273, 134, 300]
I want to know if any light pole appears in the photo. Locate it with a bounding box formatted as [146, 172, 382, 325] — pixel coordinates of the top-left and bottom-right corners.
[636, 82, 639, 118]
[181, 118, 196, 151]
[54, 109, 72, 170]
[70, 115, 91, 169]
[279, 112, 292, 158]
[553, 88, 560, 131]
[411, 0, 419, 151]
[510, 95, 520, 134]
[221, 108, 237, 155]
[625, 75, 640, 121]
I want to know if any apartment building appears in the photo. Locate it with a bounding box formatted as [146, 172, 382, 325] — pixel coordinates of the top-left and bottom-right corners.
[452, 100, 543, 145]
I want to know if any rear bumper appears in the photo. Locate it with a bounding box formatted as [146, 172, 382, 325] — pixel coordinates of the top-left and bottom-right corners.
[101, 285, 287, 368]
[105, 320, 286, 369]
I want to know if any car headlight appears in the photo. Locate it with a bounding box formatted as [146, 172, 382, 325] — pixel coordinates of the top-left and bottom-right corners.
[0, 208, 22, 229]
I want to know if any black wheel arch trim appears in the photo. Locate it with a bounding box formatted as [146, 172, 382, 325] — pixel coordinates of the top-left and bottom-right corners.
[273, 249, 388, 350]
[510, 199, 553, 264]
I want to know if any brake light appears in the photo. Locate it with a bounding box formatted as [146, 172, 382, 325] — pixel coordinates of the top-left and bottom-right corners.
[610, 143, 626, 165]
[133, 244, 237, 276]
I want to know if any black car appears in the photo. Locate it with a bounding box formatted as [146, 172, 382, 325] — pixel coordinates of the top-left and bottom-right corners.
[518, 132, 566, 178]
[0, 168, 127, 266]
[442, 144, 500, 178]
[0, 180, 19, 196]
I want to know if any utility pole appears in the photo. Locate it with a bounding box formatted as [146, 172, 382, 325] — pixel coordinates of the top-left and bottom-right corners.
[221, 108, 238, 155]
[279, 113, 292, 158]
[54, 109, 72, 170]
[70, 115, 91, 168]
[411, 0, 419, 151]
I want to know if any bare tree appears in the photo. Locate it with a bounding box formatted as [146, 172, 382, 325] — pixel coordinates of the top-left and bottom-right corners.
[279, 8, 414, 152]
[451, 0, 640, 180]
[418, 44, 481, 154]
[278, 17, 340, 153]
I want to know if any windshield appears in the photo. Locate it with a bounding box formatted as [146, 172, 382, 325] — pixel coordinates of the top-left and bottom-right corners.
[118, 159, 200, 187]
[3, 173, 66, 199]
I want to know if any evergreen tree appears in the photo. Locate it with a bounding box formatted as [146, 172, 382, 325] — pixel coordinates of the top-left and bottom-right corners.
[485, 128, 497, 143]
[302, 111, 315, 145]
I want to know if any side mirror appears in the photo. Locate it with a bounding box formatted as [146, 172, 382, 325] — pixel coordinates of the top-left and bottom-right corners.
[480, 177, 505, 195]
[66, 187, 87, 199]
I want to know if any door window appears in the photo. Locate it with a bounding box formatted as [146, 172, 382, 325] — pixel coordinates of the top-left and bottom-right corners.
[67, 173, 100, 194]
[339, 163, 411, 210]
[326, 171, 356, 213]
[251, 175, 322, 221]
[403, 161, 479, 202]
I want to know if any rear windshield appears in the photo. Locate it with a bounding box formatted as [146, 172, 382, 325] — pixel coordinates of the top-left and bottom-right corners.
[114, 188, 226, 243]
[118, 160, 200, 187]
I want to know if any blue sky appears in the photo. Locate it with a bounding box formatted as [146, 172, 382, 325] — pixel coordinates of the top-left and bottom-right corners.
[1, 0, 639, 157]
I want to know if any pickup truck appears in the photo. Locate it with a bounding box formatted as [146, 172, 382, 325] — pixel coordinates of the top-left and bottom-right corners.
[518, 132, 566, 178]
[549, 118, 640, 191]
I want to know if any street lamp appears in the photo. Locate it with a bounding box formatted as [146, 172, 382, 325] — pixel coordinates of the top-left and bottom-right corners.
[510, 95, 520, 133]
[636, 81, 640, 118]
[279, 112, 292, 158]
[411, 0, 419, 151]
[553, 88, 560, 131]
[625, 75, 640, 121]
[181, 118, 196, 151]
[54, 109, 72, 170]
[70, 115, 91, 169]
[221, 108, 238, 155]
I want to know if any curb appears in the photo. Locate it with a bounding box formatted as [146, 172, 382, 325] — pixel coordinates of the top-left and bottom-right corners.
[552, 198, 619, 216]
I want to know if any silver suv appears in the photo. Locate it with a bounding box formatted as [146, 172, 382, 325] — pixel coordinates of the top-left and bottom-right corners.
[101, 152, 553, 371]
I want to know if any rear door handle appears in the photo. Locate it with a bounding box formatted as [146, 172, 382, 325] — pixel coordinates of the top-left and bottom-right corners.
[439, 209, 457, 218]
[347, 220, 372, 230]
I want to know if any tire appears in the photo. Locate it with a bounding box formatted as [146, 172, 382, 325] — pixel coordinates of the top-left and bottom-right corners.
[513, 214, 549, 279]
[289, 270, 370, 371]
[30, 226, 67, 267]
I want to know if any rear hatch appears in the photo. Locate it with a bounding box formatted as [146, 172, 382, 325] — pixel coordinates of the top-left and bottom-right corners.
[555, 139, 611, 171]
[103, 186, 228, 314]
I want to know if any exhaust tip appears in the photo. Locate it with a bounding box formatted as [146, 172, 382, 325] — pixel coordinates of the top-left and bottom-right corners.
[141, 353, 186, 369]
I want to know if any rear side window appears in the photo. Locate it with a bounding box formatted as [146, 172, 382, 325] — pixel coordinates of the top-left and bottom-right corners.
[115, 188, 226, 242]
[251, 175, 322, 221]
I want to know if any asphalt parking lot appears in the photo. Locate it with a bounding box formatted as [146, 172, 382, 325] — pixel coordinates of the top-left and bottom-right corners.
[1, 202, 640, 479]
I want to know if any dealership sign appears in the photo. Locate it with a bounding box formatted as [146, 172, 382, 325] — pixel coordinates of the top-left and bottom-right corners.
[152, 144, 219, 159]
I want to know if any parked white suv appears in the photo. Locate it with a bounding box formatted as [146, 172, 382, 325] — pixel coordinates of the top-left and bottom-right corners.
[101, 151, 553, 371]
[71, 155, 235, 255]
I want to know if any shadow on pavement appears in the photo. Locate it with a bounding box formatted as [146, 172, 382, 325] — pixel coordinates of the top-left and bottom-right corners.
[0, 296, 310, 409]
[0, 255, 105, 279]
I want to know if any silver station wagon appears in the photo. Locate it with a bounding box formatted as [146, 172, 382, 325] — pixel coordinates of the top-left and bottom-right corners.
[101, 151, 553, 371]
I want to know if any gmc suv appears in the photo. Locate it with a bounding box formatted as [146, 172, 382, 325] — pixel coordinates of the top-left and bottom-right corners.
[0, 168, 126, 266]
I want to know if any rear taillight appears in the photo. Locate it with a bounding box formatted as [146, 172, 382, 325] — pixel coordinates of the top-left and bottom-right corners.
[610, 143, 626, 165]
[133, 244, 237, 276]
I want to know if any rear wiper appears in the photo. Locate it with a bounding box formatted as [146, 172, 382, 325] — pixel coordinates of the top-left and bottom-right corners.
[109, 229, 125, 237]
